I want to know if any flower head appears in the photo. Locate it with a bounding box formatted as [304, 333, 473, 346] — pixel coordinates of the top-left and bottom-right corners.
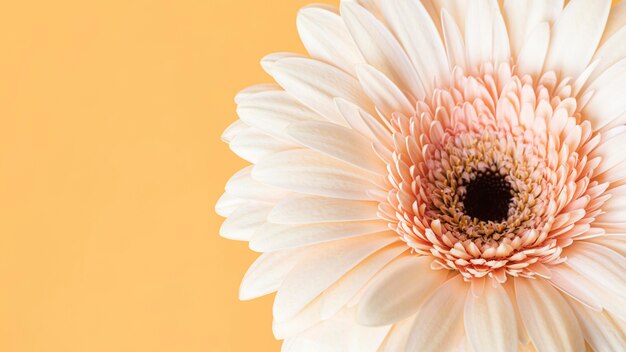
[218, 0, 626, 351]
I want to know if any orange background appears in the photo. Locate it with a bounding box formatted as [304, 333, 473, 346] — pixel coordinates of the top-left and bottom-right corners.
[0, 0, 332, 351]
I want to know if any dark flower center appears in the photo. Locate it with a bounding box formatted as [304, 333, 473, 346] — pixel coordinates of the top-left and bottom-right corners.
[462, 171, 513, 222]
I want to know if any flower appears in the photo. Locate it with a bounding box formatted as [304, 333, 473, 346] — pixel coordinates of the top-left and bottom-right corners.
[217, 0, 626, 351]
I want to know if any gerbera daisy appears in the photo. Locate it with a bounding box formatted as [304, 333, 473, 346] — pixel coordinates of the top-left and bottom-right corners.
[217, 0, 626, 351]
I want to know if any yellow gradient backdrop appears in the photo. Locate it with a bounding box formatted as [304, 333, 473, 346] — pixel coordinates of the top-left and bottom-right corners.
[0, 0, 331, 351]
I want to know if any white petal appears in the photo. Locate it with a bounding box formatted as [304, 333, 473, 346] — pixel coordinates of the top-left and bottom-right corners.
[348, 325, 391, 352]
[600, 0, 626, 45]
[543, 0, 611, 78]
[250, 221, 390, 252]
[270, 57, 374, 125]
[341, 1, 426, 100]
[441, 9, 467, 70]
[269, 196, 380, 224]
[273, 233, 398, 321]
[503, 281, 531, 345]
[406, 275, 468, 352]
[503, 0, 562, 57]
[215, 192, 247, 217]
[566, 242, 626, 300]
[589, 26, 626, 86]
[225, 166, 290, 203]
[236, 90, 322, 142]
[548, 264, 602, 311]
[380, 0, 450, 92]
[252, 149, 382, 201]
[464, 283, 518, 352]
[221, 119, 247, 143]
[260, 52, 304, 76]
[516, 22, 550, 78]
[465, 0, 510, 70]
[234, 83, 281, 104]
[334, 98, 393, 147]
[274, 297, 325, 340]
[320, 243, 408, 319]
[286, 120, 386, 175]
[431, 0, 467, 35]
[586, 236, 626, 257]
[240, 248, 306, 300]
[378, 316, 414, 352]
[219, 202, 272, 241]
[514, 277, 585, 352]
[297, 6, 364, 76]
[582, 58, 626, 131]
[355, 64, 415, 118]
[230, 127, 297, 163]
[567, 297, 626, 352]
[356, 256, 448, 326]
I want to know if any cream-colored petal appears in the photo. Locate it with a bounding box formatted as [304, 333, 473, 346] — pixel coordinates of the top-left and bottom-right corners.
[319, 243, 408, 319]
[567, 297, 626, 352]
[378, 316, 414, 352]
[548, 264, 601, 311]
[297, 5, 364, 76]
[215, 192, 247, 217]
[341, 1, 426, 100]
[260, 52, 304, 76]
[566, 242, 626, 300]
[465, 0, 510, 70]
[269, 196, 380, 224]
[503, 0, 562, 57]
[234, 83, 281, 104]
[270, 57, 374, 125]
[543, 0, 611, 78]
[240, 248, 306, 300]
[589, 26, 626, 86]
[286, 120, 387, 175]
[441, 9, 467, 70]
[356, 256, 448, 326]
[252, 149, 382, 201]
[406, 275, 468, 352]
[273, 233, 398, 322]
[219, 202, 272, 241]
[236, 90, 322, 142]
[464, 283, 518, 352]
[514, 277, 585, 352]
[600, 0, 626, 45]
[379, 0, 450, 93]
[516, 22, 550, 78]
[230, 127, 297, 163]
[585, 236, 626, 257]
[355, 64, 415, 118]
[583, 58, 626, 131]
[348, 323, 391, 352]
[221, 119, 247, 143]
[249, 221, 390, 252]
[225, 166, 290, 203]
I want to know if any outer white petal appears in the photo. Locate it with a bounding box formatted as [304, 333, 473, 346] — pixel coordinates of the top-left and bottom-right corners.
[406, 275, 468, 352]
[465, 0, 510, 70]
[567, 297, 626, 352]
[584, 59, 626, 131]
[215, 192, 247, 217]
[503, 0, 562, 57]
[356, 256, 448, 326]
[270, 57, 374, 125]
[600, 0, 626, 45]
[319, 243, 408, 319]
[286, 120, 386, 175]
[378, 316, 414, 352]
[586, 236, 626, 257]
[380, 0, 450, 92]
[355, 64, 415, 119]
[340, 1, 426, 100]
[252, 149, 382, 201]
[441, 9, 467, 70]
[273, 233, 398, 321]
[234, 83, 281, 104]
[566, 242, 626, 300]
[348, 323, 391, 352]
[250, 221, 390, 252]
[260, 52, 304, 76]
[464, 283, 518, 352]
[219, 202, 272, 241]
[221, 119, 247, 143]
[297, 6, 364, 76]
[589, 26, 626, 86]
[516, 23, 550, 78]
[514, 277, 585, 352]
[239, 248, 306, 300]
[430, 0, 467, 35]
[225, 166, 290, 203]
[543, 0, 611, 78]
[334, 98, 393, 147]
[548, 264, 602, 311]
[236, 90, 322, 142]
[268, 196, 379, 224]
[230, 127, 296, 163]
